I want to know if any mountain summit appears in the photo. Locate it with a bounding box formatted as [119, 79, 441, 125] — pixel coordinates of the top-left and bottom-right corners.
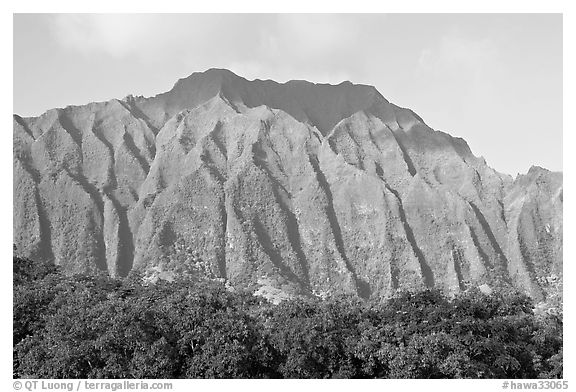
[13, 69, 562, 301]
[132, 68, 403, 134]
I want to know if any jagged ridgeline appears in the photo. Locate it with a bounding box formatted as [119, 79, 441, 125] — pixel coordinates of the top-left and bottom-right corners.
[13, 69, 562, 300]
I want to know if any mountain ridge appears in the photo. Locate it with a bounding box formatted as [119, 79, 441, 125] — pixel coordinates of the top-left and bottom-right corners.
[13, 68, 562, 303]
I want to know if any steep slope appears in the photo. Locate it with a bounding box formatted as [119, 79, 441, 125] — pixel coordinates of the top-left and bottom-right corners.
[13, 69, 562, 300]
[504, 167, 563, 301]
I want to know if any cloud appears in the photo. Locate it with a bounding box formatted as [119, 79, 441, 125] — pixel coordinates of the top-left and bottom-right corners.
[416, 30, 500, 105]
[46, 14, 385, 84]
[243, 14, 379, 83]
[417, 31, 498, 80]
[49, 14, 167, 57]
[48, 14, 251, 59]
[273, 14, 362, 58]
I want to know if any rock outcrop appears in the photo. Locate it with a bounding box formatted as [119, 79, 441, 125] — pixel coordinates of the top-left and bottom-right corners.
[13, 69, 562, 300]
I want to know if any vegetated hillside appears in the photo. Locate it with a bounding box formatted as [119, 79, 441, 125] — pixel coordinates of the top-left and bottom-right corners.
[13, 69, 562, 302]
[13, 255, 563, 379]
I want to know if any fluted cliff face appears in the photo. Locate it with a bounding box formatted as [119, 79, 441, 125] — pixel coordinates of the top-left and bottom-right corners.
[13, 69, 562, 300]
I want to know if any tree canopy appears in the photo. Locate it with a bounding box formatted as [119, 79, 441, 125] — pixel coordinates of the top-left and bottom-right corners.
[13, 255, 562, 379]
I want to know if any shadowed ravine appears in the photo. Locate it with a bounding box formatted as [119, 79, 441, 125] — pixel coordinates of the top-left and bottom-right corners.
[308, 155, 371, 298]
[108, 195, 135, 277]
[252, 138, 311, 289]
[384, 183, 435, 288]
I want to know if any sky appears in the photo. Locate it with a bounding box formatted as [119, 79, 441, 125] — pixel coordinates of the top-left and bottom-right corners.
[13, 13, 562, 176]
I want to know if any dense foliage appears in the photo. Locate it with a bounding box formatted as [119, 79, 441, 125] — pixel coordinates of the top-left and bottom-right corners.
[13, 255, 562, 379]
